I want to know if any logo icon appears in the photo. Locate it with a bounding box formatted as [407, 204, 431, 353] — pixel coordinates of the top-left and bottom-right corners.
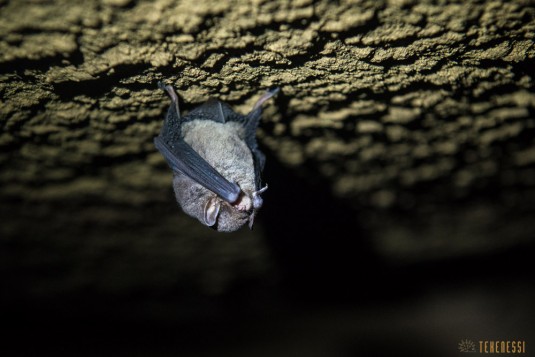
[459, 339, 477, 353]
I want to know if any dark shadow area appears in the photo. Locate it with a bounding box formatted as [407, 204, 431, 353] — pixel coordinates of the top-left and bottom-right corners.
[2, 148, 534, 357]
[2, 246, 534, 357]
[261, 149, 381, 302]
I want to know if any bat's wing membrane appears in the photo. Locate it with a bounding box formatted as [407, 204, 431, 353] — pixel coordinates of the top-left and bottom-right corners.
[185, 99, 241, 123]
[154, 136, 241, 203]
[155, 84, 241, 204]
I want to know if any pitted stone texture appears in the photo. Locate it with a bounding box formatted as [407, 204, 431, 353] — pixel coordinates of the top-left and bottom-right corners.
[1, 0, 534, 268]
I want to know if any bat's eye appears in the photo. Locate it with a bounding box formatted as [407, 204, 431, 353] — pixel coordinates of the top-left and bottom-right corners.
[203, 198, 221, 227]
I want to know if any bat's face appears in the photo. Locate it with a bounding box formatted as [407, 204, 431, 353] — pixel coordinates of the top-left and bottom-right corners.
[173, 174, 263, 232]
[205, 190, 264, 232]
[213, 198, 252, 232]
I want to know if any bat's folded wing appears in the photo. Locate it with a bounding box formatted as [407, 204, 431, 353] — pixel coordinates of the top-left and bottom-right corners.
[154, 136, 241, 204]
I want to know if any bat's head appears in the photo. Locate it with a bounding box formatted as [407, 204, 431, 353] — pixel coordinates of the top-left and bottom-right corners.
[173, 174, 267, 232]
[203, 185, 267, 232]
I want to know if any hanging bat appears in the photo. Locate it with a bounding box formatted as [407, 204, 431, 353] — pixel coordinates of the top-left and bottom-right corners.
[154, 82, 279, 232]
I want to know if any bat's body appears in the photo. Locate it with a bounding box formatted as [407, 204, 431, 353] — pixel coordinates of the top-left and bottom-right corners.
[154, 83, 278, 232]
[173, 121, 256, 232]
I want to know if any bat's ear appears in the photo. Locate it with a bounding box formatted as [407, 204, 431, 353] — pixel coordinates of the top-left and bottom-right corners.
[203, 197, 221, 227]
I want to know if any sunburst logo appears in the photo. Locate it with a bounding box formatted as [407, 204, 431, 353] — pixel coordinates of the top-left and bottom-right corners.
[459, 339, 477, 353]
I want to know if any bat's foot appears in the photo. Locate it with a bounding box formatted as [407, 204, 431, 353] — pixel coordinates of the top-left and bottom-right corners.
[159, 81, 181, 117]
[252, 88, 280, 111]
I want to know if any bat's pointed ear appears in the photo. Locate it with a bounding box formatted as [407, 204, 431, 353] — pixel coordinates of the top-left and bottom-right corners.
[203, 198, 221, 227]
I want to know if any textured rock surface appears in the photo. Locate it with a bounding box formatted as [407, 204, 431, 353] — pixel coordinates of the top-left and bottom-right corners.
[1, 0, 535, 302]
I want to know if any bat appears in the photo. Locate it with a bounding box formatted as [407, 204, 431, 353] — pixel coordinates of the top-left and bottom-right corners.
[154, 82, 279, 232]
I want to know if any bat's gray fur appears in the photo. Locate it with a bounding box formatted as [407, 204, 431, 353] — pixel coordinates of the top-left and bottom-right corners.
[155, 84, 278, 232]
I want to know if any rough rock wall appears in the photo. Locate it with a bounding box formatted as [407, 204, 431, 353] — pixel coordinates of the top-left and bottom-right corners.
[1, 0, 535, 300]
